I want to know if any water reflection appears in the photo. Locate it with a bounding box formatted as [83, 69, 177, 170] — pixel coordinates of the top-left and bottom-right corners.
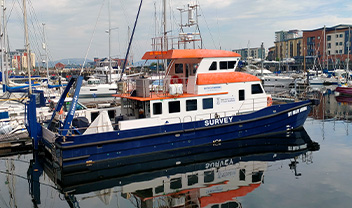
[27, 128, 319, 208]
[308, 91, 352, 121]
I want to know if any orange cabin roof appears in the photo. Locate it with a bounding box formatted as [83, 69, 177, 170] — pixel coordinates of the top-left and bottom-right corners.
[197, 72, 261, 85]
[142, 49, 241, 60]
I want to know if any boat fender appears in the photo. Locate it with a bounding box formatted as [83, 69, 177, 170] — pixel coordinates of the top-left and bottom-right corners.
[171, 75, 182, 84]
[59, 107, 64, 115]
[267, 96, 273, 106]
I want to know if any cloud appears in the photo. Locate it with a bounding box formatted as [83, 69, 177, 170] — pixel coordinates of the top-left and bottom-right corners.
[5, 0, 352, 62]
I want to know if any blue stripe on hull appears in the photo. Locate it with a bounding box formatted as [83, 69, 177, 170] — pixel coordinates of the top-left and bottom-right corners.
[42, 100, 312, 168]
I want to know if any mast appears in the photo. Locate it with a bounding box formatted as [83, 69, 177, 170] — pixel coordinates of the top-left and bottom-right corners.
[163, 0, 167, 70]
[1, 0, 6, 85]
[42, 23, 49, 80]
[23, 0, 32, 94]
[108, 0, 112, 83]
[323, 25, 326, 70]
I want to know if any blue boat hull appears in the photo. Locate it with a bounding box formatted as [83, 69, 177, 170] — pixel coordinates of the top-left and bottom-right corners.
[41, 100, 313, 168]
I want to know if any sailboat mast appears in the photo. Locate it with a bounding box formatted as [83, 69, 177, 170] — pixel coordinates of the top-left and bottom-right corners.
[108, 0, 112, 83]
[163, 0, 168, 71]
[1, 0, 5, 84]
[43, 23, 49, 80]
[23, 0, 32, 94]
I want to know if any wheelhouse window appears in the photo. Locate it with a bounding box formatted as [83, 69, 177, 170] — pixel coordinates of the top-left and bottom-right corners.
[220, 61, 227, 69]
[202, 98, 213, 109]
[228, 61, 236, 69]
[169, 101, 180, 113]
[186, 99, 197, 111]
[153, 103, 162, 115]
[175, 64, 183, 74]
[220, 61, 237, 70]
[251, 84, 263, 94]
[239, 90, 245, 101]
[209, 61, 217, 71]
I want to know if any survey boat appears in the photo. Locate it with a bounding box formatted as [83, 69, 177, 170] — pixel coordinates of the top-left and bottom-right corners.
[26, 49, 318, 169]
[28, 128, 319, 207]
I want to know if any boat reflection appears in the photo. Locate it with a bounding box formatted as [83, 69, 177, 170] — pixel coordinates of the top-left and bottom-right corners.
[28, 128, 319, 208]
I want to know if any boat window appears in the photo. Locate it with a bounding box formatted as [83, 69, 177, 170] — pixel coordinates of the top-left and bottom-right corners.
[153, 103, 162, 115]
[175, 63, 183, 74]
[211, 205, 219, 208]
[186, 99, 197, 111]
[192, 63, 199, 75]
[209, 61, 217, 71]
[239, 169, 246, 181]
[155, 184, 164, 194]
[204, 170, 214, 183]
[170, 177, 182, 189]
[228, 61, 236, 69]
[202, 98, 213, 110]
[252, 171, 264, 183]
[220, 61, 227, 70]
[188, 174, 198, 186]
[221, 202, 239, 208]
[90, 89, 98, 91]
[251, 84, 263, 94]
[239, 90, 245, 101]
[169, 101, 181, 113]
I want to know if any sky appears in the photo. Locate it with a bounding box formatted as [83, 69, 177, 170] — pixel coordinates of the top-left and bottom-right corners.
[5, 0, 352, 64]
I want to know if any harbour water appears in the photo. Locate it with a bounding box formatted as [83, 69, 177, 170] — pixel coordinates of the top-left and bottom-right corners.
[0, 92, 351, 208]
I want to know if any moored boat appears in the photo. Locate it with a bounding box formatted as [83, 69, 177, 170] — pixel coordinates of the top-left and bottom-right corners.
[25, 49, 319, 170]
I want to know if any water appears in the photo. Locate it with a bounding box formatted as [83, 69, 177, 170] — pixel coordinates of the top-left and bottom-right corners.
[0, 92, 351, 208]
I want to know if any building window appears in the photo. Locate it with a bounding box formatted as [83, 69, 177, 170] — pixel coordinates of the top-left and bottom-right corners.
[336, 42, 338, 46]
[186, 99, 197, 111]
[169, 101, 180, 113]
[339, 42, 343, 45]
[203, 98, 213, 109]
[339, 50, 342, 54]
[328, 50, 331, 55]
[317, 36, 320, 40]
[209, 61, 217, 71]
[239, 90, 245, 101]
[327, 35, 331, 41]
[336, 50, 338, 54]
[153, 103, 162, 115]
[327, 43, 331, 49]
[251, 84, 263, 94]
[340, 34, 343, 38]
[336, 34, 339, 38]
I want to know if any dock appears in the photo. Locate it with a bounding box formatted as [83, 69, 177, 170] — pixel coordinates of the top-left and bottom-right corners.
[0, 132, 32, 157]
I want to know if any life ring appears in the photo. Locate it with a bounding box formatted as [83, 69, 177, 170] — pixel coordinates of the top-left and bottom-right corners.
[171, 75, 182, 84]
[267, 96, 273, 106]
